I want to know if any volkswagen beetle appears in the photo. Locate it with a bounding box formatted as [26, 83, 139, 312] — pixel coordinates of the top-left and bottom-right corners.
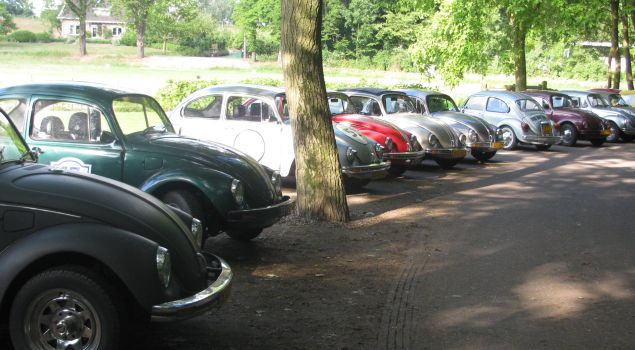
[169, 84, 390, 188]
[461, 91, 560, 150]
[338, 88, 467, 169]
[0, 109, 231, 350]
[525, 90, 609, 147]
[398, 89, 503, 161]
[0, 82, 293, 241]
[327, 91, 425, 176]
[562, 90, 635, 142]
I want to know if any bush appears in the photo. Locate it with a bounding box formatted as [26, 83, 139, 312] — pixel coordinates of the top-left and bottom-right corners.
[34, 32, 52, 43]
[239, 78, 284, 87]
[120, 30, 136, 46]
[87, 38, 111, 44]
[156, 79, 220, 111]
[8, 30, 37, 43]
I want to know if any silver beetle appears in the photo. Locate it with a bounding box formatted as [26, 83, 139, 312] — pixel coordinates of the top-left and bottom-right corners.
[564, 90, 635, 142]
[399, 89, 503, 162]
[169, 84, 391, 188]
[461, 91, 560, 150]
[338, 88, 467, 169]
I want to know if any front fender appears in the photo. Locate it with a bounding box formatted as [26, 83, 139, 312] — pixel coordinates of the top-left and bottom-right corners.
[0, 223, 164, 310]
[140, 168, 235, 215]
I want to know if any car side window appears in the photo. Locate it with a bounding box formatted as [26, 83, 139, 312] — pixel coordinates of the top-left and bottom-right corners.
[349, 96, 381, 116]
[31, 100, 114, 144]
[183, 95, 222, 119]
[486, 97, 510, 113]
[412, 98, 425, 113]
[464, 96, 487, 111]
[226, 96, 276, 123]
[328, 97, 346, 115]
[0, 98, 27, 133]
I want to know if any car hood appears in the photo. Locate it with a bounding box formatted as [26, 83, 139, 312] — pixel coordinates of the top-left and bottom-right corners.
[610, 106, 635, 119]
[333, 114, 411, 147]
[432, 111, 494, 138]
[553, 108, 605, 125]
[1, 162, 205, 292]
[591, 106, 634, 120]
[137, 133, 277, 205]
[381, 113, 459, 148]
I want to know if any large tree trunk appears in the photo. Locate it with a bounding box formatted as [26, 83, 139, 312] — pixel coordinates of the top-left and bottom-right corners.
[610, 0, 621, 89]
[79, 15, 87, 56]
[281, 0, 349, 222]
[136, 23, 145, 58]
[622, 12, 633, 89]
[510, 15, 527, 91]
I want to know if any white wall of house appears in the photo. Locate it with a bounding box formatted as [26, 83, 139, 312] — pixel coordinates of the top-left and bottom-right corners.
[60, 20, 125, 39]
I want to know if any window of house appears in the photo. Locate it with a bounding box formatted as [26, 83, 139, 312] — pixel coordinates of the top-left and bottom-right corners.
[31, 100, 113, 144]
[112, 27, 122, 36]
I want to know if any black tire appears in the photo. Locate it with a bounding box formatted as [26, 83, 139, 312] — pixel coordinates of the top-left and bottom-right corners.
[343, 177, 371, 190]
[590, 139, 605, 147]
[225, 228, 263, 241]
[621, 134, 635, 142]
[560, 124, 578, 147]
[470, 149, 497, 162]
[10, 267, 120, 350]
[607, 121, 621, 143]
[387, 164, 409, 177]
[161, 190, 217, 240]
[434, 158, 461, 169]
[500, 126, 518, 150]
[535, 144, 551, 151]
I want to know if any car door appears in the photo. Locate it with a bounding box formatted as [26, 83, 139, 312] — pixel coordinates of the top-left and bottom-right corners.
[482, 97, 512, 126]
[177, 94, 226, 143]
[224, 95, 284, 171]
[462, 95, 487, 120]
[26, 97, 124, 179]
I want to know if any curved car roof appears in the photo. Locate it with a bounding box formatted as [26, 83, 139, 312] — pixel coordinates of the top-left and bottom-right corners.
[0, 82, 140, 104]
[524, 90, 571, 99]
[188, 84, 286, 100]
[397, 89, 449, 99]
[560, 90, 595, 97]
[469, 90, 535, 101]
[338, 87, 406, 96]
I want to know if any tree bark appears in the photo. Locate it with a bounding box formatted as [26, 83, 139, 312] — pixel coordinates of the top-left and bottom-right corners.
[622, 12, 634, 89]
[610, 0, 621, 89]
[136, 23, 145, 58]
[79, 15, 87, 56]
[281, 0, 349, 222]
[510, 14, 527, 91]
[65, 0, 88, 56]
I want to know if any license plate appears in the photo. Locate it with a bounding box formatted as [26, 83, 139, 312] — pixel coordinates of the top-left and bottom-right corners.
[492, 142, 504, 149]
[601, 129, 611, 136]
[541, 124, 552, 135]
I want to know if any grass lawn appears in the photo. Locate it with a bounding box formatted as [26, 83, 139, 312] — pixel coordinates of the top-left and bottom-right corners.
[0, 42, 605, 102]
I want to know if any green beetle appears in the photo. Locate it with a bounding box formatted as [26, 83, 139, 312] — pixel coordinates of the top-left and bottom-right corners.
[0, 82, 294, 242]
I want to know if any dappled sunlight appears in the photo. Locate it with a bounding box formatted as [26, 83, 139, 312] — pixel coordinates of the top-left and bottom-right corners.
[514, 263, 634, 319]
[431, 304, 515, 328]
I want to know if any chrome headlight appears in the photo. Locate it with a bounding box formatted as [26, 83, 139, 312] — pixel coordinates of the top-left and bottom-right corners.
[409, 135, 421, 151]
[385, 137, 393, 151]
[191, 218, 203, 248]
[271, 170, 282, 194]
[428, 134, 441, 148]
[346, 146, 357, 162]
[374, 143, 385, 158]
[156, 246, 171, 289]
[468, 129, 478, 143]
[230, 179, 245, 207]
[459, 134, 467, 145]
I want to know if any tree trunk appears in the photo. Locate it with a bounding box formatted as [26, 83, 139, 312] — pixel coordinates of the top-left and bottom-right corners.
[162, 38, 167, 53]
[281, 0, 349, 222]
[510, 14, 527, 91]
[136, 23, 145, 59]
[622, 13, 633, 89]
[79, 15, 87, 56]
[610, 0, 621, 89]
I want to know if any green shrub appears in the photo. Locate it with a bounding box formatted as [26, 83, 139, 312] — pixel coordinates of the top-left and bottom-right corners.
[120, 30, 136, 46]
[156, 79, 220, 111]
[35, 32, 52, 43]
[238, 78, 283, 87]
[87, 38, 111, 44]
[8, 30, 37, 43]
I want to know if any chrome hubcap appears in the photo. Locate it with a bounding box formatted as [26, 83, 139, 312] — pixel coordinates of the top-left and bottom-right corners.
[27, 290, 100, 350]
[563, 129, 573, 142]
[502, 129, 514, 148]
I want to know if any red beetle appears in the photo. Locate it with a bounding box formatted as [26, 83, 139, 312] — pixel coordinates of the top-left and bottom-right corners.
[328, 92, 425, 176]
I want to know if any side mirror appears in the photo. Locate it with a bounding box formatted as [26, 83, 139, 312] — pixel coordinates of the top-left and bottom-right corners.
[30, 146, 44, 162]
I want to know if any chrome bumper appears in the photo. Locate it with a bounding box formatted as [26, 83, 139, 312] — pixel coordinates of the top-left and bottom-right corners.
[521, 135, 561, 145]
[342, 161, 391, 179]
[467, 141, 503, 152]
[383, 150, 426, 161]
[426, 148, 467, 159]
[151, 255, 232, 322]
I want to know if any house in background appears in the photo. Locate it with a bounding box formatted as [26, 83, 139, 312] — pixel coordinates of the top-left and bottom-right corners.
[57, 4, 125, 39]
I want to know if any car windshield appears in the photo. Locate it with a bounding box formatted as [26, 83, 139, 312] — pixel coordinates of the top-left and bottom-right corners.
[588, 94, 609, 107]
[606, 93, 629, 107]
[551, 95, 574, 109]
[112, 95, 174, 136]
[427, 95, 459, 112]
[274, 96, 291, 123]
[382, 94, 416, 114]
[327, 93, 357, 115]
[516, 99, 542, 112]
[0, 110, 32, 165]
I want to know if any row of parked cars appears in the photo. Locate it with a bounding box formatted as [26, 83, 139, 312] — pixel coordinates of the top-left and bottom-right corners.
[0, 81, 630, 349]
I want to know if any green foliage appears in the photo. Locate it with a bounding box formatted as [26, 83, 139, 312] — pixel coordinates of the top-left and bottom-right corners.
[231, 0, 279, 54]
[0, 0, 33, 16]
[40, 8, 61, 34]
[156, 79, 220, 111]
[0, 3, 16, 35]
[34, 32, 52, 43]
[175, 13, 221, 56]
[120, 30, 136, 46]
[8, 29, 36, 42]
[239, 77, 283, 86]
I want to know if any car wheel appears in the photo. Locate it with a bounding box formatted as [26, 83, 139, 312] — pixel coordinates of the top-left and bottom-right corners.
[535, 144, 551, 151]
[607, 122, 621, 142]
[560, 124, 578, 147]
[590, 139, 605, 147]
[434, 158, 461, 169]
[343, 178, 371, 190]
[470, 150, 497, 162]
[10, 267, 120, 350]
[500, 126, 518, 150]
[226, 228, 263, 241]
[621, 134, 635, 142]
[161, 190, 216, 239]
[387, 164, 409, 177]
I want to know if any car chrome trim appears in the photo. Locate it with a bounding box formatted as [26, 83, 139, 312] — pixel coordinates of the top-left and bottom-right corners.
[383, 150, 426, 160]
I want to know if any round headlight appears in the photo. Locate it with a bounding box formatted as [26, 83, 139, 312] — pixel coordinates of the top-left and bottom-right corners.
[346, 146, 357, 162]
[385, 137, 393, 151]
[375, 143, 385, 158]
[271, 171, 282, 194]
[230, 179, 245, 207]
[468, 130, 478, 143]
[156, 246, 171, 289]
[410, 135, 421, 151]
[428, 134, 441, 148]
[459, 134, 467, 145]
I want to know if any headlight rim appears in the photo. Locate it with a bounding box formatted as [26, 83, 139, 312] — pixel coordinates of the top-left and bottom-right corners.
[230, 179, 245, 207]
[156, 246, 171, 289]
